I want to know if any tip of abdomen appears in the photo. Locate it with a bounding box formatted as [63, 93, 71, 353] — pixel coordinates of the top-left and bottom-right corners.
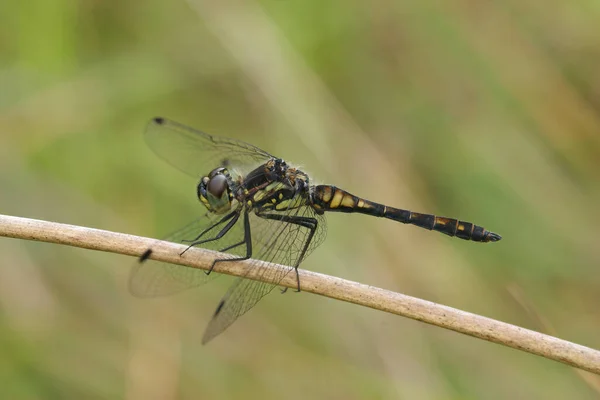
[485, 231, 502, 242]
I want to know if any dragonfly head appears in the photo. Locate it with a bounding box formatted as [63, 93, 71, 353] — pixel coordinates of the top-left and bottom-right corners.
[198, 167, 233, 214]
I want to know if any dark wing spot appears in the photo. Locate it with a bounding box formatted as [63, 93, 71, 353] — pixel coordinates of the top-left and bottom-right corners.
[214, 300, 225, 316]
[139, 249, 153, 262]
[153, 117, 165, 125]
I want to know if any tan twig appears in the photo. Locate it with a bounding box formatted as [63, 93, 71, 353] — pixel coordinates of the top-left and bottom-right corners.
[1, 213, 599, 374]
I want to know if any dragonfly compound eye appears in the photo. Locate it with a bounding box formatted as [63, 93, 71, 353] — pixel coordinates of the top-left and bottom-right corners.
[198, 174, 232, 214]
[207, 174, 228, 198]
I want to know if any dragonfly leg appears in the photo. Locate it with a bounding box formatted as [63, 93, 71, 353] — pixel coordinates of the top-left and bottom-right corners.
[279, 268, 302, 294]
[180, 210, 240, 257]
[205, 238, 250, 273]
[255, 213, 319, 293]
[181, 210, 238, 244]
[218, 240, 245, 253]
[207, 209, 253, 275]
[138, 211, 239, 263]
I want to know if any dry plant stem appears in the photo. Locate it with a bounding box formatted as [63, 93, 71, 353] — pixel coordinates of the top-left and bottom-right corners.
[1, 214, 599, 375]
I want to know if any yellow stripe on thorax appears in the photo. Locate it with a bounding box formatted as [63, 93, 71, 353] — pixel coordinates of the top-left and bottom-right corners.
[275, 196, 308, 210]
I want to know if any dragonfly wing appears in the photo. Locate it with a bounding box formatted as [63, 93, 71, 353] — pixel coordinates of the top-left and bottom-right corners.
[144, 117, 274, 178]
[129, 211, 246, 297]
[201, 203, 327, 343]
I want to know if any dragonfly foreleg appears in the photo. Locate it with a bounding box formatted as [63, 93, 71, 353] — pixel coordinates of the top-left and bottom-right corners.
[207, 209, 253, 275]
[180, 210, 241, 258]
[181, 210, 238, 245]
[138, 210, 239, 263]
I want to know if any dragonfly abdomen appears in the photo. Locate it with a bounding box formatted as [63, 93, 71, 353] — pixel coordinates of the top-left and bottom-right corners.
[311, 185, 386, 217]
[311, 185, 501, 243]
[383, 208, 500, 242]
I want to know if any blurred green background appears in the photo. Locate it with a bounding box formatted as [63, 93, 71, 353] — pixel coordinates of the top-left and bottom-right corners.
[1, 0, 600, 398]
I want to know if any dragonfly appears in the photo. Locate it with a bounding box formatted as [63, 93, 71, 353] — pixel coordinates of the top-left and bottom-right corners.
[130, 117, 502, 344]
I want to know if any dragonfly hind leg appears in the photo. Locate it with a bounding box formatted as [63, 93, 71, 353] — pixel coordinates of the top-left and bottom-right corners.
[255, 213, 319, 293]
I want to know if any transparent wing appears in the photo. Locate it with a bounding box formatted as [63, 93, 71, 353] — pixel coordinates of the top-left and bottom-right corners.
[129, 210, 247, 297]
[144, 117, 275, 178]
[201, 204, 327, 343]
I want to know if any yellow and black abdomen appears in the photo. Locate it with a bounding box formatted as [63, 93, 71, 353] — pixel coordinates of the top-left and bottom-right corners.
[311, 185, 501, 243]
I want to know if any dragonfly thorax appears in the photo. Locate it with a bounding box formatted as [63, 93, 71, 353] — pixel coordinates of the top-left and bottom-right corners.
[241, 160, 312, 212]
[197, 167, 235, 214]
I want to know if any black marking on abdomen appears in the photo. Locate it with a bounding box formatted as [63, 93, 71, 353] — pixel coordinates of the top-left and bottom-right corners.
[312, 185, 501, 243]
